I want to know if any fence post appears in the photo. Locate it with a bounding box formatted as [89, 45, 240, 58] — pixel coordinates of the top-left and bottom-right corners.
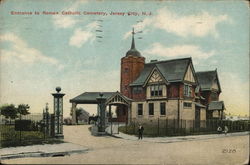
[133, 120, 135, 134]
[157, 118, 160, 136]
[165, 118, 168, 136]
[173, 119, 176, 134]
[184, 120, 186, 135]
[193, 120, 195, 133]
[181, 119, 183, 135]
[118, 122, 119, 134]
[19, 114, 22, 143]
[125, 120, 127, 134]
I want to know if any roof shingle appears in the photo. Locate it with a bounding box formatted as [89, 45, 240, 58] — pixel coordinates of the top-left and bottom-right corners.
[196, 70, 221, 92]
[130, 57, 192, 86]
[208, 101, 225, 110]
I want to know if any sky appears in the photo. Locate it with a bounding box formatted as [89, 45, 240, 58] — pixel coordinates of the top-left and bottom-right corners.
[0, 0, 249, 117]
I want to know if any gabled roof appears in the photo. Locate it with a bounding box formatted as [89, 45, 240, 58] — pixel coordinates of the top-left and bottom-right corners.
[70, 92, 115, 104]
[130, 57, 196, 86]
[208, 101, 225, 110]
[142, 66, 169, 87]
[106, 91, 132, 105]
[196, 70, 221, 92]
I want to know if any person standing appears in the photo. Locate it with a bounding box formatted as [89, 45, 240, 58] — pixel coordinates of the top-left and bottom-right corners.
[224, 125, 229, 135]
[217, 126, 222, 134]
[138, 124, 144, 140]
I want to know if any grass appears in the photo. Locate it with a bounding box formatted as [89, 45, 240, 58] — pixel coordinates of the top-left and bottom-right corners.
[0, 125, 63, 148]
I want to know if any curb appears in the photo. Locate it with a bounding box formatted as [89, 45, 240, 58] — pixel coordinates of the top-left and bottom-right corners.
[0, 148, 89, 160]
[111, 131, 249, 143]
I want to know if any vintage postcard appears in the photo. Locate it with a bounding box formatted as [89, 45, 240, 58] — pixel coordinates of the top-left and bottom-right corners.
[0, 0, 249, 164]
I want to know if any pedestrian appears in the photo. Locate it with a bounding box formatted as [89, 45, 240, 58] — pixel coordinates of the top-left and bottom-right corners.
[224, 125, 228, 135]
[217, 126, 222, 134]
[138, 124, 144, 140]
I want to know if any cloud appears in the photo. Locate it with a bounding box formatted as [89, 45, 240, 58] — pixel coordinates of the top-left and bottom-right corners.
[124, 7, 231, 38]
[123, 18, 151, 39]
[69, 21, 98, 47]
[219, 72, 249, 116]
[143, 43, 215, 59]
[52, 0, 87, 29]
[53, 15, 79, 29]
[0, 33, 62, 67]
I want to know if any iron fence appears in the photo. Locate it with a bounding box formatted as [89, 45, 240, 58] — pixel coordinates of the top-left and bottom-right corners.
[0, 113, 55, 147]
[118, 118, 250, 137]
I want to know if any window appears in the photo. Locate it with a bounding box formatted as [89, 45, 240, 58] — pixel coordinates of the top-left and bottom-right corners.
[137, 104, 143, 116]
[160, 102, 166, 115]
[184, 102, 192, 108]
[149, 103, 154, 115]
[124, 68, 129, 73]
[133, 87, 143, 94]
[150, 85, 163, 97]
[184, 84, 192, 97]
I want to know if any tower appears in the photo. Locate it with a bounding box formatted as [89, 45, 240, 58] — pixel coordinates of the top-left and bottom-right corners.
[120, 28, 145, 98]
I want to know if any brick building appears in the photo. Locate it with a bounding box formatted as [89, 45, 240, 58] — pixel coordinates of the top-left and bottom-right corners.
[70, 32, 225, 125]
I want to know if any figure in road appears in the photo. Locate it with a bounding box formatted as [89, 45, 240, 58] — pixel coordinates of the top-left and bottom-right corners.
[224, 126, 229, 135]
[217, 126, 222, 134]
[138, 124, 144, 140]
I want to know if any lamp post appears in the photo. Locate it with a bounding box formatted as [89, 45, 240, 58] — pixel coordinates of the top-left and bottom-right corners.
[52, 87, 65, 138]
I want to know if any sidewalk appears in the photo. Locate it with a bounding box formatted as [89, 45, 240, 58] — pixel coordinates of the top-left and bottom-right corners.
[0, 142, 88, 160]
[106, 123, 249, 143]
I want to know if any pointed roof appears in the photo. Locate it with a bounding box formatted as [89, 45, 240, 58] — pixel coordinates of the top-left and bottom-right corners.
[106, 91, 132, 105]
[130, 57, 196, 86]
[196, 70, 222, 92]
[126, 28, 141, 57]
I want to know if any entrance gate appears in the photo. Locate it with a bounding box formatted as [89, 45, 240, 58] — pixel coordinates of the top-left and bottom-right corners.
[69, 91, 131, 135]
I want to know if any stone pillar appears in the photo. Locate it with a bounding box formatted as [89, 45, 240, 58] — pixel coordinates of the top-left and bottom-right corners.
[127, 105, 131, 124]
[52, 87, 65, 139]
[71, 103, 77, 125]
[96, 93, 107, 133]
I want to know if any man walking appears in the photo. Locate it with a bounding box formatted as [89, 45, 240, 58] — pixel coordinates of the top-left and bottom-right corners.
[138, 124, 144, 140]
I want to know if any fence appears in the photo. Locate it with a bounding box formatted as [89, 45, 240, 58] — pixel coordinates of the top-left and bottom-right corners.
[0, 113, 55, 148]
[118, 118, 250, 137]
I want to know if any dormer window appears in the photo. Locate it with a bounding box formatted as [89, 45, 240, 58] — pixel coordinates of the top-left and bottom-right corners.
[150, 84, 163, 97]
[133, 86, 142, 94]
[184, 84, 192, 97]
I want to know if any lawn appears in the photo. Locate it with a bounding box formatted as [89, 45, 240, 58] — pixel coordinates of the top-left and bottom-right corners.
[0, 125, 63, 148]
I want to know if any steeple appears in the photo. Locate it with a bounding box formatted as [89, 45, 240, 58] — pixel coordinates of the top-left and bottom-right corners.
[131, 28, 135, 49]
[126, 28, 141, 57]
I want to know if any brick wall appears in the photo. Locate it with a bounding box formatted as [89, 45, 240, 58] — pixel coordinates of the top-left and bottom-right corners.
[131, 88, 146, 101]
[167, 83, 179, 98]
[120, 56, 145, 98]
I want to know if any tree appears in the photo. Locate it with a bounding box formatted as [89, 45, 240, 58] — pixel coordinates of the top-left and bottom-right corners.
[0, 104, 18, 123]
[17, 104, 30, 116]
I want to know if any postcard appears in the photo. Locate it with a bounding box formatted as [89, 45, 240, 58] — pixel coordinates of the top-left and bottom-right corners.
[0, 0, 249, 164]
